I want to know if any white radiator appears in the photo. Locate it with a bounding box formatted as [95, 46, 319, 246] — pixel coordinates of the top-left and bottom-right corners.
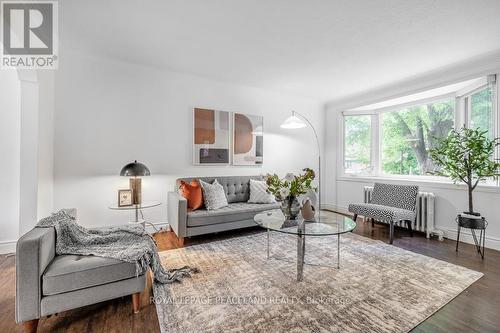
[363, 186, 443, 240]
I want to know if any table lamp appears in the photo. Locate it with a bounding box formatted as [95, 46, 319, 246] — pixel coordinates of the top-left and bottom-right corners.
[120, 160, 150, 205]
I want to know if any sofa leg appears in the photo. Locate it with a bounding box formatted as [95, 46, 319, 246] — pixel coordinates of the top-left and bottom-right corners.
[352, 214, 357, 222]
[132, 292, 141, 314]
[389, 221, 394, 244]
[22, 319, 39, 333]
[371, 218, 375, 228]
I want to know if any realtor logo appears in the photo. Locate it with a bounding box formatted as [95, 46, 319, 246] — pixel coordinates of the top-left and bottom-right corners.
[1, 1, 58, 69]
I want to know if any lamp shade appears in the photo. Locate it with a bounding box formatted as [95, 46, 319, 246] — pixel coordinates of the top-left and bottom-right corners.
[120, 160, 151, 177]
[280, 112, 307, 129]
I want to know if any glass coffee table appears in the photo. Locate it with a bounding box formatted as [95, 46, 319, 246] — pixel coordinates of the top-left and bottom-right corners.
[254, 210, 356, 282]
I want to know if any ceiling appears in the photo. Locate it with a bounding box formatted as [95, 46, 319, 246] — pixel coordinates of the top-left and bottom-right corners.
[60, 0, 500, 102]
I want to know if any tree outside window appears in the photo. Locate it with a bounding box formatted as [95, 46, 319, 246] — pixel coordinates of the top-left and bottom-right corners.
[344, 115, 371, 174]
[381, 100, 455, 176]
[470, 87, 493, 139]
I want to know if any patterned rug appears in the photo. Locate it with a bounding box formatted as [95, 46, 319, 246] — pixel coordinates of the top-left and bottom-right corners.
[153, 232, 482, 333]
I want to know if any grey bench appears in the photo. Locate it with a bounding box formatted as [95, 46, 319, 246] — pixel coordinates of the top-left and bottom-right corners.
[348, 183, 419, 244]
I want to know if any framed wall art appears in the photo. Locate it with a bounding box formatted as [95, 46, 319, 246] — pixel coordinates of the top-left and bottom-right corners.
[193, 108, 230, 165]
[232, 113, 263, 165]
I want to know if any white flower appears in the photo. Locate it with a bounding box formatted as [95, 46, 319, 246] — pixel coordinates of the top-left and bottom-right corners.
[284, 173, 295, 182]
[279, 187, 290, 198]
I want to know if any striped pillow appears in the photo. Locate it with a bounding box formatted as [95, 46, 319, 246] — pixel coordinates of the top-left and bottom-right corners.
[248, 179, 276, 204]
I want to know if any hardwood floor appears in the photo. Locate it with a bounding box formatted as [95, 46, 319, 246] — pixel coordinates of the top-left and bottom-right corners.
[1, 218, 499, 332]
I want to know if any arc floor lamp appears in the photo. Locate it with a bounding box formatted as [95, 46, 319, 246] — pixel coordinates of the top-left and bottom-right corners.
[281, 111, 321, 215]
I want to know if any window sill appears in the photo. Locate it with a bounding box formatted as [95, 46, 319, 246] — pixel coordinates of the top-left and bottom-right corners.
[337, 174, 500, 193]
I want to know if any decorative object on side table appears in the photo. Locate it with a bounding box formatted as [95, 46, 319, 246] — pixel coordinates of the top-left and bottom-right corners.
[118, 189, 133, 207]
[265, 168, 316, 220]
[281, 111, 322, 213]
[429, 127, 499, 258]
[455, 214, 487, 259]
[120, 160, 151, 204]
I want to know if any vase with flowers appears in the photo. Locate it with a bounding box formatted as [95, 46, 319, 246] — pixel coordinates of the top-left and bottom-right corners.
[265, 168, 316, 219]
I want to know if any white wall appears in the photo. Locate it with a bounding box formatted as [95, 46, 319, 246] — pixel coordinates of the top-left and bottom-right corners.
[53, 50, 324, 228]
[37, 72, 55, 219]
[324, 62, 500, 251]
[0, 70, 21, 253]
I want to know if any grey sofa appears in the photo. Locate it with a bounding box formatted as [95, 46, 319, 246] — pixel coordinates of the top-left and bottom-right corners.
[348, 183, 419, 244]
[16, 226, 146, 332]
[168, 176, 279, 244]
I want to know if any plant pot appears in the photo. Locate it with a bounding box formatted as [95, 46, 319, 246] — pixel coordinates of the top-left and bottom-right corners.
[280, 196, 300, 220]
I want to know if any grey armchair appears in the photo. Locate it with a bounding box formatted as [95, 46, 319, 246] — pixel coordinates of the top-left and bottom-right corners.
[16, 226, 146, 332]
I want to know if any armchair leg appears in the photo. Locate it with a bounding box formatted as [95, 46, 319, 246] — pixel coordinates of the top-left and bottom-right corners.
[389, 221, 394, 244]
[406, 220, 413, 237]
[132, 292, 141, 314]
[22, 319, 38, 333]
[371, 218, 375, 228]
[352, 214, 358, 222]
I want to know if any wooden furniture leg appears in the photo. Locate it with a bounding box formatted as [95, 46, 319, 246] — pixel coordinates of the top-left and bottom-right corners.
[132, 292, 141, 314]
[22, 319, 39, 333]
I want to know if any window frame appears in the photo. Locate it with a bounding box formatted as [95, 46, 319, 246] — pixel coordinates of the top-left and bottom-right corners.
[339, 75, 499, 188]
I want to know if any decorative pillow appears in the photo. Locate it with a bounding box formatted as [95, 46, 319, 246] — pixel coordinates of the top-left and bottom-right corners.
[179, 180, 203, 210]
[199, 179, 228, 210]
[248, 179, 276, 204]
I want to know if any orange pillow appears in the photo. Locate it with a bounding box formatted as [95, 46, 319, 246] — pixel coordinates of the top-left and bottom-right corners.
[179, 180, 203, 210]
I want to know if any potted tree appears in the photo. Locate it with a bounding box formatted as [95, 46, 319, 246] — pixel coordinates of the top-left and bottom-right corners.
[429, 127, 500, 217]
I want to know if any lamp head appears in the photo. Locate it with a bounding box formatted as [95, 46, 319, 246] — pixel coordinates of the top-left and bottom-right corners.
[120, 160, 151, 177]
[280, 111, 306, 129]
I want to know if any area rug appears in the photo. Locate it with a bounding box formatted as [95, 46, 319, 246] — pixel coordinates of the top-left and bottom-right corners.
[152, 232, 482, 333]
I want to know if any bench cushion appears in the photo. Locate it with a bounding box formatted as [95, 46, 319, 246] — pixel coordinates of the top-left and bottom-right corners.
[42, 255, 137, 296]
[348, 203, 415, 223]
[187, 202, 280, 227]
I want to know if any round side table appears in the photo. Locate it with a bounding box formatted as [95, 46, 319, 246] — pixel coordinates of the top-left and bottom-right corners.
[109, 201, 162, 228]
[455, 215, 487, 259]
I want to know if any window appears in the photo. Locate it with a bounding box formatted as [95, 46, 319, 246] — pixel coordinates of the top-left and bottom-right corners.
[470, 86, 494, 138]
[340, 75, 498, 184]
[344, 115, 371, 174]
[381, 99, 455, 176]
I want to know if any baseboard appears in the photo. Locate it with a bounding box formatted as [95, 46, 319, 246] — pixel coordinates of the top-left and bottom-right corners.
[0, 240, 16, 255]
[145, 222, 169, 234]
[322, 203, 350, 215]
[439, 226, 500, 252]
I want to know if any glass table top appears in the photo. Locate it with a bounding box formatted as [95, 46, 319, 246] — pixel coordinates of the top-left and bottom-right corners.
[108, 201, 162, 210]
[254, 209, 356, 236]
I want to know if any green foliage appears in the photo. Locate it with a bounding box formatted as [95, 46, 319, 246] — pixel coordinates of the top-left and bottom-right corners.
[471, 88, 493, 139]
[265, 168, 316, 201]
[381, 100, 454, 175]
[429, 127, 500, 213]
[344, 115, 371, 172]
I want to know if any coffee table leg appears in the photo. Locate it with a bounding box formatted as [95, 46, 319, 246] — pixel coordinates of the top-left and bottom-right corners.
[297, 233, 305, 282]
[337, 234, 340, 269]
